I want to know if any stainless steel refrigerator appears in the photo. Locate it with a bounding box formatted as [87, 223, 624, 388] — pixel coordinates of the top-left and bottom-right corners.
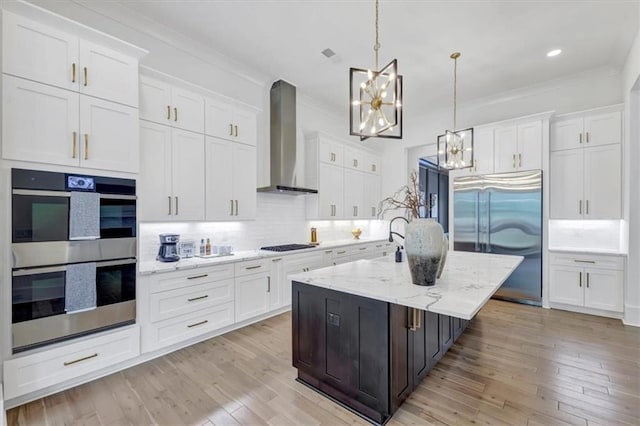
[453, 170, 542, 306]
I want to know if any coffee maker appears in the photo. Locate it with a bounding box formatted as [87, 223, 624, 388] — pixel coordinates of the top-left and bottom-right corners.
[157, 233, 180, 262]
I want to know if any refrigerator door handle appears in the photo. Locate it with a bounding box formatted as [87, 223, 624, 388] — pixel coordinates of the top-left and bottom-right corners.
[486, 192, 492, 253]
[475, 191, 481, 252]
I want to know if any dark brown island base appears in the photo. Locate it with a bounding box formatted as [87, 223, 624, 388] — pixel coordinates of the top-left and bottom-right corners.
[292, 281, 469, 425]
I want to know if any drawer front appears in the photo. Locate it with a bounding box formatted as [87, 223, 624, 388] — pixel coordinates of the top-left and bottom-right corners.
[549, 253, 624, 270]
[4, 326, 140, 399]
[234, 258, 270, 277]
[151, 263, 235, 294]
[150, 279, 234, 322]
[148, 302, 234, 351]
[284, 252, 324, 271]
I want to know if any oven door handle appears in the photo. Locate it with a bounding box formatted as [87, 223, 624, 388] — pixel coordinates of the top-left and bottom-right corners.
[12, 258, 136, 276]
[13, 189, 136, 201]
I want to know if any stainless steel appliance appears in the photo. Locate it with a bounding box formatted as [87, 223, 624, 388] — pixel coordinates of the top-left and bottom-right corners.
[11, 168, 136, 353]
[157, 233, 180, 262]
[453, 170, 542, 305]
[260, 243, 316, 252]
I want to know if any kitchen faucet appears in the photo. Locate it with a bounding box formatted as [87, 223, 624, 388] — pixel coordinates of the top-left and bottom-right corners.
[388, 216, 409, 242]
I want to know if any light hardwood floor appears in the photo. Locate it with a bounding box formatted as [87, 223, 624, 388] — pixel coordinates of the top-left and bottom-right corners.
[7, 300, 640, 425]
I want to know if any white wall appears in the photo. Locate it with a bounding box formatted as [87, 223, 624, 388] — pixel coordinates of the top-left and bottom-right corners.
[622, 16, 640, 326]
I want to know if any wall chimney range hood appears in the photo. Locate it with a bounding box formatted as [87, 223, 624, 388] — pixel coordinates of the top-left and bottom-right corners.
[258, 80, 318, 195]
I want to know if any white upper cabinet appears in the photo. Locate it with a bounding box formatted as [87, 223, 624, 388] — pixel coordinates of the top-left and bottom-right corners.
[205, 98, 257, 146]
[364, 173, 381, 218]
[139, 75, 204, 133]
[344, 146, 364, 171]
[3, 11, 79, 92]
[318, 136, 344, 166]
[463, 127, 494, 175]
[550, 105, 622, 219]
[343, 169, 365, 219]
[3, 11, 141, 107]
[494, 120, 542, 173]
[171, 130, 205, 221]
[552, 108, 621, 151]
[2, 75, 79, 166]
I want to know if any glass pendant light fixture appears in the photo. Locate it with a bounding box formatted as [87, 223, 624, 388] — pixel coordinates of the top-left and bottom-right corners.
[349, 0, 403, 141]
[438, 52, 473, 169]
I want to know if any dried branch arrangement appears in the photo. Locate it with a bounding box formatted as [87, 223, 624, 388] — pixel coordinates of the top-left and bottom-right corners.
[378, 169, 431, 220]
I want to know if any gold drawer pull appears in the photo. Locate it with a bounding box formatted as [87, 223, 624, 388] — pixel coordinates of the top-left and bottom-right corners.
[246, 265, 262, 270]
[325, 250, 333, 254]
[83, 67, 88, 86]
[187, 295, 209, 302]
[337, 250, 346, 255]
[84, 134, 89, 160]
[64, 353, 98, 366]
[359, 247, 367, 251]
[72, 131, 77, 159]
[167, 105, 171, 120]
[187, 320, 208, 328]
[187, 274, 209, 280]
[72, 63, 76, 83]
[573, 260, 596, 264]
[271, 258, 283, 262]
[174, 107, 178, 122]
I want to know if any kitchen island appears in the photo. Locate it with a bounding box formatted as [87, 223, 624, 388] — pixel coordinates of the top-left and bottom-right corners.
[289, 251, 523, 425]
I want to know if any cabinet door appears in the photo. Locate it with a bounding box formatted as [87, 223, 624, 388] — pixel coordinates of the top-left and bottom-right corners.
[79, 40, 138, 107]
[551, 117, 583, 151]
[344, 146, 363, 170]
[171, 129, 205, 221]
[235, 274, 269, 322]
[171, 87, 205, 133]
[517, 120, 542, 171]
[584, 111, 621, 147]
[550, 150, 584, 219]
[79, 96, 139, 173]
[204, 98, 234, 140]
[549, 265, 584, 306]
[426, 311, 443, 364]
[343, 169, 365, 219]
[233, 109, 257, 146]
[2, 75, 79, 166]
[469, 127, 493, 175]
[493, 125, 518, 173]
[584, 268, 623, 312]
[364, 174, 381, 218]
[269, 258, 285, 309]
[584, 144, 621, 219]
[390, 305, 413, 413]
[365, 152, 381, 174]
[318, 163, 344, 218]
[233, 143, 257, 220]
[139, 122, 172, 221]
[205, 136, 234, 220]
[319, 138, 344, 166]
[139, 76, 172, 125]
[2, 11, 79, 91]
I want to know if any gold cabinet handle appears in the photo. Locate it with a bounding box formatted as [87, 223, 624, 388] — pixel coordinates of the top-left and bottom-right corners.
[586, 200, 589, 215]
[187, 320, 208, 328]
[586, 272, 590, 288]
[234, 125, 238, 137]
[187, 294, 209, 302]
[579, 200, 582, 215]
[512, 154, 516, 168]
[72, 131, 77, 159]
[235, 199, 239, 216]
[586, 132, 590, 143]
[519, 153, 522, 167]
[174, 107, 178, 122]
[167, 105, 171, 120]
[72, 63, 76, 83]
[83, 67, 88, 87]
[84, 134, 89, 160]
[246, 265, 262, 270]
[64, 353, 97, 366]
[187, 274, 209, 280]
[573, 259, 595, 264]
[579, 133, 583, 144]
[267, 276, 271, 293]
[229, 123, 233, 136]
[168, 196, 172, 215]
[230, 199, 234, 216]
[337, 250, 346, 255]
[175, 196, 179, 215]
[579, 271, 582, 287]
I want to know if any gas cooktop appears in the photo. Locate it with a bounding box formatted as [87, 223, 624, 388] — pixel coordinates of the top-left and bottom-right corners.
[260, 243, 316, 252]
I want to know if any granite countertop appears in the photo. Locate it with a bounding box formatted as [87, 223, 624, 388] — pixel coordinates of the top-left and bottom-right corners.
[138, 238, 390, 274]
[289, 251, 523, 320]
[548, 247, 628, 257]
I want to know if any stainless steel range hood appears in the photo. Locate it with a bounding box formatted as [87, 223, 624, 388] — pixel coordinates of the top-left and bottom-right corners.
[258, 80, 318, 195]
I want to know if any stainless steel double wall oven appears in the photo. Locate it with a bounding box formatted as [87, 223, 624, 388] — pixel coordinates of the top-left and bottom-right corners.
[11, 168, 137, 352]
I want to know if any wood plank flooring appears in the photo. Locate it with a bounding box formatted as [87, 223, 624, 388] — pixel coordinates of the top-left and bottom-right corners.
[7, 300, 640, 425]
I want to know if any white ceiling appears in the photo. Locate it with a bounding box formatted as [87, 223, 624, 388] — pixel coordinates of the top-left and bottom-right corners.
[117, 0, 638, 116]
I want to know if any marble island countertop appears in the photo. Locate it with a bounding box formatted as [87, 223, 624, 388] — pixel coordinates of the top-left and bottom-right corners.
[138, 238, 390, 275]
[289, 251, 523, 320]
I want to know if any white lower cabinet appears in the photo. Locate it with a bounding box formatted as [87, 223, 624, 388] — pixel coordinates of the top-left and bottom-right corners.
[549, 252, 624, 315]
[3, 326, 140, 399]
[235, 259, 271, 322]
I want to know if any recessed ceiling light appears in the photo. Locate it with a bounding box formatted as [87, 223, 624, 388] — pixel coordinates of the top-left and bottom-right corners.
[547, 49, 562, 57]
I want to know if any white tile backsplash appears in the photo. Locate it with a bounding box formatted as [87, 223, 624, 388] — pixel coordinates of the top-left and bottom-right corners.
[139, 193, 389, 261]
[548, 220, 624, 252]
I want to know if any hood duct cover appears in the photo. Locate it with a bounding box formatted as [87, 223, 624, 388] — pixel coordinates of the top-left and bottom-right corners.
[258, 80, 318, 195]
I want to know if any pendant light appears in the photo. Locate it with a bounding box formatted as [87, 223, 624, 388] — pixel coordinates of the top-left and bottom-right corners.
[349, 0, 403, 141]
[438, 52, 473, 169]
